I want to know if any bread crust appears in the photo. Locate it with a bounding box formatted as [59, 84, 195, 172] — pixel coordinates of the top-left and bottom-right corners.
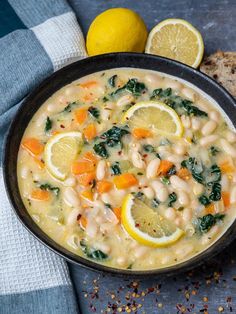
[200, 51, 236, 97]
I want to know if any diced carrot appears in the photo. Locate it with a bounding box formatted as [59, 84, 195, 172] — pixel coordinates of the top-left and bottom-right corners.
[81, 189, 94, 201]
[74, 108, 88, 125]
[80, 81, 98, 89]
[83, 123, 97, 141]
[97, 180, 113, 193]
[222, 191, 230, 208]
[113, 207, 121, 222]
[177, 168, 191, 180]
[71, 160, 95, 175]
[21, 138, 44, 156]
[132, 128, 153, 139]
[83, 94, 94, 102]
[33, 157, 45, 169]
[220, 161, 234, 174]
[157, 160, 174, 176]
[113, 173, 138, 190]
[77, 172, 96, 186]
[31, 189, 50, 201]
[78, 215, 87, 229]
[52, 130, 61, 135]
[206, 203, 215, 214]
[83, 151, 97, 164]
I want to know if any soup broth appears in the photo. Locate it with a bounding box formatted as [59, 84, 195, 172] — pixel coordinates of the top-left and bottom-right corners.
[17, 68, 236, 270]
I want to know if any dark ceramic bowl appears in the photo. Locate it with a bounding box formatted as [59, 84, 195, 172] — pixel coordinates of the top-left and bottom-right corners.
[3, 53, 236, 277]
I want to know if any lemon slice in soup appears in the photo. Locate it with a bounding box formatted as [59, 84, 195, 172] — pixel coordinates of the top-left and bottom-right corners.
[122, 101, 183, 137]
[44, 132, 83, 180]
[121, 194, 184, 247]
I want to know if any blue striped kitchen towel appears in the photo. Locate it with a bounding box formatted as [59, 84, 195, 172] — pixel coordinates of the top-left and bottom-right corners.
[0, 1, 87, 313]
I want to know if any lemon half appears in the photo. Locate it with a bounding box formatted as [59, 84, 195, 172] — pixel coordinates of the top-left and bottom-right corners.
[121, 194, 184, 247]
[145, 18, 204, 68]
[122, 100, 183, 137]
[44, 132, 83, 180]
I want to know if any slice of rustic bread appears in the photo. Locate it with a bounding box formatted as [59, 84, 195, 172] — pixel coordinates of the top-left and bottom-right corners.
[200, 51, 236, 97]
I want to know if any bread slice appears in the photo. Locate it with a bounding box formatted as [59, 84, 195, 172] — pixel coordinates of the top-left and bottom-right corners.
[200, 51, 236, 97]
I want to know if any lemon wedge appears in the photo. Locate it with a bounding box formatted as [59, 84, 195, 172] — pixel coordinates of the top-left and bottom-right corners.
[121, 194, 184, 247]
[122, 100, 183, 137]
[44, 132, 83, 180]
[145, 18, 204, 68]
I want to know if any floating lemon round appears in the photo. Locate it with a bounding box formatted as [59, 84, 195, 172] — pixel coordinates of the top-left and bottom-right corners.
[86, 8, 148, 56]
[44, 132, 83, 180]
[121, 194, 184, 247]
[122, 100, 183, 137]
[145, 18, 204, 68]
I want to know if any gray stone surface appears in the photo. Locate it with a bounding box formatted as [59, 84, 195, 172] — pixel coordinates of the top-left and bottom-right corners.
[68, 0, 236, 313]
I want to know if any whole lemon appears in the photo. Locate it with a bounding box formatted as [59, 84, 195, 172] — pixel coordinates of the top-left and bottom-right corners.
[86, 8, 148, 56]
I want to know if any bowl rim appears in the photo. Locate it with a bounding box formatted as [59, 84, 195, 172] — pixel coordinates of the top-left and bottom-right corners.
[3, 52, 236, 277]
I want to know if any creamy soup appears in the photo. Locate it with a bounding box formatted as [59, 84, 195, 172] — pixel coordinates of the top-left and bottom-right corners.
[17, 68, 236, 270]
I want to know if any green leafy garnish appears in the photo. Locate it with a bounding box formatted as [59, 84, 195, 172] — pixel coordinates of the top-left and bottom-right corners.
[143, 144, 155, 153]
[93, 142, 109, 158]
[102, 96, 109, 102]
[151, 88, 208, 117]
[209, 146, 220, 156]
[88, 106, 100, 120]
[152, 198, 160, 208]
[198, 194, 211, 206]
[197, 213, 225, 233]
[62, 101, 78, 113]
[80, 239, 108, 260]
[161, 177, 170, 185]
[112, 78, 146, 96]
[101, 126, 129, 147]
[111, 162, 121, 175]
[39, 183, 60, 196]
[45, 117, 52, 133]
[168, 192, 177, 207]
[108, 74, 118, 87]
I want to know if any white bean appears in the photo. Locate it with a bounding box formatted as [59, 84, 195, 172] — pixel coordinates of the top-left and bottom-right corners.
[67, 234, 80, 249]
[65, 86, 79, 96]
[178, 190, 189, 206]
[146, 158, 160, 179]
[225, 130, 236, 143]
[57, 95, 67, 104]
[181, 115, 191, 129]
[96, 160, 107, 180]
[36, 113, 47, 127]
[64, 177, 76, 187]
[116, 94, 134, 107]
[165, 79, 183, 90]
[134, 246, 149, 258]
[182, 208, 192, 223]
[221, 174, 229, 191]
[100, 108, 111, 121]
[209, 110, 220, 123]
[193, 183, 204, 196]
[170, 175, 190, 192]
[164, 207, 176, 220]
[47, 103, 58, 113]
[220, 139, 236, 157]
[20, 166, 29, 179]
[144, 74, 162, 85]
[101, 193, 112, 204]
[116, 256, 127, 267]
[151, 180, 168, 202]
[63, 187, 80, 207]
[131, 142, 141, 152]
[167, 155, 183, 163]
[104, 207, 119, 224]
[67, 208, 82, 226]
[199, 135, 218, 147]
[175, 244, 193, 258]
[191, 117, 201, 131]
[173, 144, 186, 156]
[182, 87, 196, 101]
[131, 151, 145, 169]
[230, 186, 236, 204]
[143, 187, 155, 199]
[201, 120, 217, 136]
[160, 254, 173, 265]
[86, 219, 98, 238]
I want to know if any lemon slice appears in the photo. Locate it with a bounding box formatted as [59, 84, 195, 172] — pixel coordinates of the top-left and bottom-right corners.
[44, 132, 83, 180]
[121, 194, 184, 247]
[122, 100, 183, 137]
[145, 18, 204, 68]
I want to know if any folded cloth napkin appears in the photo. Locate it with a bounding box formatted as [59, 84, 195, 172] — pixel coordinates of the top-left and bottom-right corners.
[0, 0, 87, 313]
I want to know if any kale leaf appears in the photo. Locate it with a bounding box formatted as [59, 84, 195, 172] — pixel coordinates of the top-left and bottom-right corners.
[197, 213, 225, 233]
[39, 183, 60, 196]
[168, 192, 177, 207]
[45, 117, 52, 133]
[198, 194, 211, 206]
[108, 75, 118, 87]
[112, 78, 146, 96]
[88, 106, 100, 120]
[62, 101, 78, 113]
[209, 146, 220, 156]
[100, 126, 129, 147]
[80, 239, 108, 260]
[111, 162, 121, 175]
[93, 142, 109, 158]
